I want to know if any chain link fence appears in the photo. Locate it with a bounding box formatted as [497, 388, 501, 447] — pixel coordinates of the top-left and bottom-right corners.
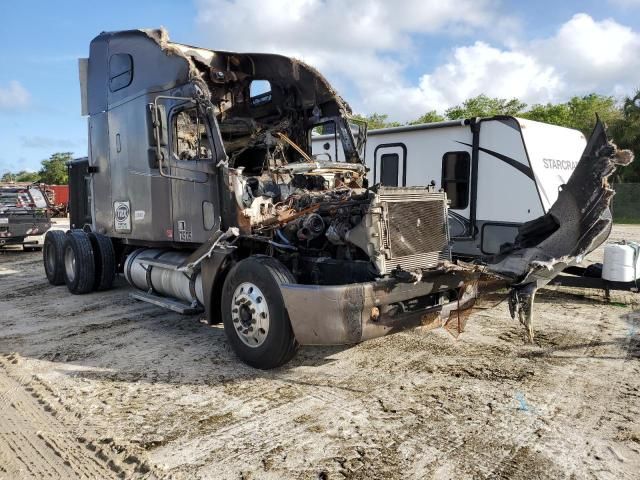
[612, 183, 640, 223]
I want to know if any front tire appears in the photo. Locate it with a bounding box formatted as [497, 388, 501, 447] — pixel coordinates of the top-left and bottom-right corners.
[221, 256, 298, 369]
[63, 231, 95, 294]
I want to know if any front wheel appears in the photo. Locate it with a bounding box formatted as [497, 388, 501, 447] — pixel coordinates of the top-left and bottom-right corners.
[221, 256, 298, 369]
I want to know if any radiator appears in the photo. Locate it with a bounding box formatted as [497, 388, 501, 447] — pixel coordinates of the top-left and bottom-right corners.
[378, 187, 451, 274]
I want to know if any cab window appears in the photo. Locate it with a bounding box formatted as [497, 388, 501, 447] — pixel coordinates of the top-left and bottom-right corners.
[173, 108, 213, 161]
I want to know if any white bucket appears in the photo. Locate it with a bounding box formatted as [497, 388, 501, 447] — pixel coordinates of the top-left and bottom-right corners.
[602, 242, 640, 282]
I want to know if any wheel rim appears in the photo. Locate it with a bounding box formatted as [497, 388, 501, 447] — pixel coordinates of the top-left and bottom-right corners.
[45, 242, 55, 272]
[231, 282, 270, 348]
[64, 245, 76, 283]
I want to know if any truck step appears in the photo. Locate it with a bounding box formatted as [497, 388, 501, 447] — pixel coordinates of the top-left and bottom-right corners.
[129, 291, 203, 314]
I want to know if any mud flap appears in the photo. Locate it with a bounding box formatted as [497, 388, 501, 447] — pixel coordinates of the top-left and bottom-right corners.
[508, 283, 537, 341]
[486, 119, 633, 340]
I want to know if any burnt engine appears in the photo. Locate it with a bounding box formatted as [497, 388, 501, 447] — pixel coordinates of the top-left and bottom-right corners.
[230, 166, 375, 284]
[231, 162, 451, 285]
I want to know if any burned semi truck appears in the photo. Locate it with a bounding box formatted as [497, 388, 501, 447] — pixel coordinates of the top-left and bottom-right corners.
[43, 28, 631, 368]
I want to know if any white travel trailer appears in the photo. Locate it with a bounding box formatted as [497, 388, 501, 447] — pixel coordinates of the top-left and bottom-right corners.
[312, 116, 587, 258]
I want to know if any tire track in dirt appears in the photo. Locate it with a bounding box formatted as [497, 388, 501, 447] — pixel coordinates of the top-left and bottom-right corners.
[0, 353, 154, 479]
[482, 309, 639, 479]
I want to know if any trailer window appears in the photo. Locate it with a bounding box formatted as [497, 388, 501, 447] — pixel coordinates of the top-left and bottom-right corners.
[173, 108, 213, 161]
[109, 54, 133, 92]
[442, 151, 470, 209]
[380, 153, 399, 186]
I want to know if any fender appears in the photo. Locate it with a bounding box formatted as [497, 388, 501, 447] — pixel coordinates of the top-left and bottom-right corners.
[201, 250, 235, 325]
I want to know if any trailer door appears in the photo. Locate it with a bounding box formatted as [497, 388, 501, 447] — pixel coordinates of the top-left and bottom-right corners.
[373, 144, 406, 186]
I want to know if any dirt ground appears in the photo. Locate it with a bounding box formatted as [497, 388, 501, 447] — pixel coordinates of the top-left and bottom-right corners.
[1, 225, 639, 479]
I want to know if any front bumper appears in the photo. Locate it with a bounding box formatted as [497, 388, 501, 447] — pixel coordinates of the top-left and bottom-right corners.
[280, 268, 479, 345]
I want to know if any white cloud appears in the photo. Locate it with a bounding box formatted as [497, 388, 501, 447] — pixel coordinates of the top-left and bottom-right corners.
[196, 0, 501, 54]
[0, 81, 30, 111]
[194, 3, 640, 120]
[368, 42, 562, 117]
[195, 0, 509, 119]
[376, 14, 640, 117]
[532, 14, 640, 96]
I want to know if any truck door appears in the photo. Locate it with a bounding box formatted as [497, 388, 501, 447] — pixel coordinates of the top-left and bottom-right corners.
[373, 144, 406, 186]
[164, 103, 220, 244]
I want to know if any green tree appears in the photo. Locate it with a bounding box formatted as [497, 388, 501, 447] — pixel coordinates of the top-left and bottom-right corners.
[444, 95, 527, 120]
[520, 102, 572, 127]
[567, 94, 621, 134]
[609, 90, 640, 182]
[38, 152, 71, 185]
[351, 113, 402, 130]
[523, 94, 621, 135]
[408, 110, 445, 125]
[14, 171, 40, 183]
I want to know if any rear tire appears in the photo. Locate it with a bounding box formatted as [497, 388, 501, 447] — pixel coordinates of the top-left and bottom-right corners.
[63, 230, 95, 294]
[43, 230, 66, 285]
[88, 232, 116, 291]
[221, 256, 298, 369]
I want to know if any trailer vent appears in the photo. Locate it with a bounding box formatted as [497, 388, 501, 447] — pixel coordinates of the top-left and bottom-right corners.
[378, 188, 451, 274]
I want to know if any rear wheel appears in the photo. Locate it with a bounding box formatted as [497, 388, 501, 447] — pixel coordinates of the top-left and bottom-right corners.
[88, 232, 116, 291]
[221, 256, 298, 369]
[43, 230, 66, 285]
[63, 230, 95, 294]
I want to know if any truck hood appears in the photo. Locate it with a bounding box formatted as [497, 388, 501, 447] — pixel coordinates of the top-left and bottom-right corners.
[482, 119, 633, 339]
[486, 119, 633, 285]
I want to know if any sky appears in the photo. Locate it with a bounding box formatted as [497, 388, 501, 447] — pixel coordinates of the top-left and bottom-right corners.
[1, 0, 639, 174]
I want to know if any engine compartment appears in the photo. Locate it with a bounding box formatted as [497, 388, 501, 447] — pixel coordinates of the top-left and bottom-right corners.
[228, 160, 379, 283]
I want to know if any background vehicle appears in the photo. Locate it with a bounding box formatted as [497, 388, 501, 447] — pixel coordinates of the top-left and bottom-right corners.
[312, 117, 587, 257]
[0, 186, 51, 250]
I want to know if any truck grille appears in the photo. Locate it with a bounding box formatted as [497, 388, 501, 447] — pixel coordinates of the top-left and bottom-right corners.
[379, 188, 451, 274]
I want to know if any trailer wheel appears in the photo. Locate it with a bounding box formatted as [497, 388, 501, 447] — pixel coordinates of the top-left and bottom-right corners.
[221, 256, 298, 369]
[88, 232, 116, 291]
[43, 230, 66, 285]
[63, 230, 95, 294]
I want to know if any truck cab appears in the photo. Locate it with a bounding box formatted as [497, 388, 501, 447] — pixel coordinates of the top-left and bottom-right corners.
[41, 28, 475, 368]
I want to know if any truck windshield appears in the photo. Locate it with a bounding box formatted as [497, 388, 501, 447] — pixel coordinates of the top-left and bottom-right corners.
[309, 117, 366, 164]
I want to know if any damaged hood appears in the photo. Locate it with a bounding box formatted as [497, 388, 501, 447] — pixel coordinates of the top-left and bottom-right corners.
[485, 119, 633, 286]
[482, 119, 633, 340]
